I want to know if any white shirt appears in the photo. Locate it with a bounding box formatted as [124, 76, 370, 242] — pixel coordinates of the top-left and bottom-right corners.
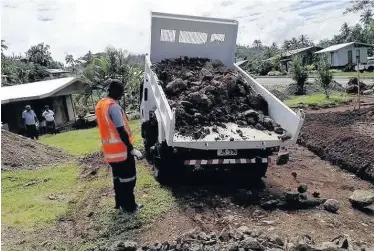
[42, 110, 55, 122]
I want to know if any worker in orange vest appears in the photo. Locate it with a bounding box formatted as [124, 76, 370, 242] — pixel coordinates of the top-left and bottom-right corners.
[95, 79, 143, 213]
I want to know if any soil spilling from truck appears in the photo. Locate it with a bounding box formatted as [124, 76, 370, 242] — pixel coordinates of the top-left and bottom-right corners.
[1, 130, 70, 170]
[152, 57, 287, 140]
[298, 108, 374, 182]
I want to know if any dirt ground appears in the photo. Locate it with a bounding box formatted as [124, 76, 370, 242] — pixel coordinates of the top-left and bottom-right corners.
[299, 103, 374, 182]
[3, 102, 374, 250]
[139, 144, 374, 246]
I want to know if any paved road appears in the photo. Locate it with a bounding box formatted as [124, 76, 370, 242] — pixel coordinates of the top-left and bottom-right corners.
[255, 77, 350, 88]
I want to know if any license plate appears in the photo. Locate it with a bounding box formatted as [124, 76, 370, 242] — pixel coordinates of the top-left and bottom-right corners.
[217, 149, 238, 156]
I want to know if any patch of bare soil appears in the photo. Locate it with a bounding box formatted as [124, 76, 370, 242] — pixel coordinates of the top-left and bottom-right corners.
[140, 145, 374, 247]
[1, 130, 70, 170]
[298, 107, 374, 182]
[78, 151, 107, 179]
[151, 57, 287, 139]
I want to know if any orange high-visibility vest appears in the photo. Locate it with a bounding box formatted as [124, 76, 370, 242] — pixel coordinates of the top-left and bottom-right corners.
[95, 97, 135, 163]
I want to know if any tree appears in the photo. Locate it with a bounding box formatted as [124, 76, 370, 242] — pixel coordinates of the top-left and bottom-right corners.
[26, 43, 53, 67]
[360, 8, 373, 26]
[290, 56, 308, 95]
[340, 22, 351, 42]
[282, 40, 291, 50]
[1, 39, 8, 52]
[252, 39, 262, 49]
[315, 55, 333, 98]
[299, 35, 311, 47]
[345, 0, 374, 13]
[65, 54, 75, 66]
[290, 37, 299, 49]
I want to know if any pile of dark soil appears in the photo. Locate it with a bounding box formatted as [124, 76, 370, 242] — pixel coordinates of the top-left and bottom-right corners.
[1, 130, 69, 170]
[298, 108, 374, 182]
[152, 57, 285, 139]
[102, 227, 368, 251]
[346, 77, 370, 94]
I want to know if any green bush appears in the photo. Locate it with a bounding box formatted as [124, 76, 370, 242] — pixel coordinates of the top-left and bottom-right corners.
[305, 64, 315, 71]
[343, 63, 355, 72]
[290, 56, 308, 95]
[316, 55, 333, 98]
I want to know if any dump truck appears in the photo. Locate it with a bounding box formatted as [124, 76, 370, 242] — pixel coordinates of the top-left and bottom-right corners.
[140, 12, 304, 183]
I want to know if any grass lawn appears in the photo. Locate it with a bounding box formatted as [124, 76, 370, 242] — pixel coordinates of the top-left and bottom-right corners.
[2, 119, 175, 249]
[40, 120, 142, 155]
[2, 164, 77, 228]
[284, 93, 350, 107]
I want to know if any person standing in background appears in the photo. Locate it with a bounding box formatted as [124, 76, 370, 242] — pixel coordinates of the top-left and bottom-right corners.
[42, 105, 56, 134]
[22, 105, 39, 140]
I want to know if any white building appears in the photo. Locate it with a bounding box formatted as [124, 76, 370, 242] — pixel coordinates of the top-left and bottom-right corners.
[315, 42, 373, 67]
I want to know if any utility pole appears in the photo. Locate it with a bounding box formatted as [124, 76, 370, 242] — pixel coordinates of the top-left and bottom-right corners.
[356, 55, 361, 110]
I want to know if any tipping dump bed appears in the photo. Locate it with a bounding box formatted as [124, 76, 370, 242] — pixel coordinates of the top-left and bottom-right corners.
[143, 12, 304, 150]
[144, 56, 304, 150]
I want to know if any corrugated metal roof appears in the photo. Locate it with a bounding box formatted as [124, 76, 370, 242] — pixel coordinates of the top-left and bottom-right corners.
[45, 69, 70, 74]
[315, 42, 374, 53]
[282, 46, 315, 57]
[1, 77, 82, 104]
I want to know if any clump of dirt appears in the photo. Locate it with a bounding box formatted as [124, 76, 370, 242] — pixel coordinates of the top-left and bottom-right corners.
[104, 227, 368, 251]
[152, 57, 286, 139]
[346, 77, 370, 94]
[78, 151, 107, 179]
[298, 108, 374, 182]
[1, 129, 70, 170]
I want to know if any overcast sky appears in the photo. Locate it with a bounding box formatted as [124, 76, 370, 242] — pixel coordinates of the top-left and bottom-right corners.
[1, 0, 361, 62]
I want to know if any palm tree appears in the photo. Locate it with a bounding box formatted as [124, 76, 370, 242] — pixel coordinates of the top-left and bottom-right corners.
[252, 39, 263, 49]
[271, 42, 278, 52]
[290, 37, 299, 49]
[282, 40, 291, 50]
[65, 54, 74, 66]
[1, 40, 8, 52]
[340, 22, 351, 41]
[360, 9, 373, 26]
[26, 43, 52, 67]
[299, 35, 309, 47]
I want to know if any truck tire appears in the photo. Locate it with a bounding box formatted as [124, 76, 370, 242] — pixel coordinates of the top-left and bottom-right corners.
[368, 66, 374, 72]
[152, 142, 177, 185]
[234, 163, 268, 187]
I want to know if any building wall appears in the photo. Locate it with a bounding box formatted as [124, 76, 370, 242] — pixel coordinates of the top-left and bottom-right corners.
[333, 46, 369, 67]
[65, 95, 75, 121]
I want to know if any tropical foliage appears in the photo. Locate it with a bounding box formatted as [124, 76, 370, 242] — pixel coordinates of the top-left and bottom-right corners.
[290, 56, 308, 95]
[315, 56, 334, 98]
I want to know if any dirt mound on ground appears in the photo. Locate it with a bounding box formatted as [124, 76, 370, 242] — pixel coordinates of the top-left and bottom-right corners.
[152, 57, 286, 139]
[1, 130, 69, 170]
[104, 228, 369, 251]
[298, 108, 374, 182]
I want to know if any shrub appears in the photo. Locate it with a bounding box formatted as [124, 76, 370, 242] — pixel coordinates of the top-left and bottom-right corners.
[305, 64, 315, 72]
[343, 63, 355, 72]
[315, 55, 333, 98]
[290, 56, 308, 95]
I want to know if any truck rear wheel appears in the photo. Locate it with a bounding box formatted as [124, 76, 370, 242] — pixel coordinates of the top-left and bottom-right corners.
[151, 142, 178, 185]
[234, 164, 268, 187]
